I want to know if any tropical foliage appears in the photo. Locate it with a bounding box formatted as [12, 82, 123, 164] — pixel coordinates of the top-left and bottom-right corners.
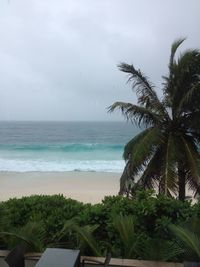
[109, 38, 200, 200]
[0, 220, 46, 252]
[170, 217, 200, 261]
[0, 193, 199, 262]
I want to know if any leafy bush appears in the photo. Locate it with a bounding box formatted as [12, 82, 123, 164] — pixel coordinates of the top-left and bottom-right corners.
[0, 195, 86, 243]
[0, 191, 199, 261]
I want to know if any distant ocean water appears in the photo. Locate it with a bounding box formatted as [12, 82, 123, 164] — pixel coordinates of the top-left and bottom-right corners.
[0, 121, 140, 172]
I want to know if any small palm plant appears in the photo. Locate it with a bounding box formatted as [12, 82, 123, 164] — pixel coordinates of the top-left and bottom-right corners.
[170, 217, 200, 261]
[109, 38, 200, 200]
[112, 215, 182, 261]
[54, 219, 105, 256]
[112, 215, 137, 258]
[0, 220, 46, 252]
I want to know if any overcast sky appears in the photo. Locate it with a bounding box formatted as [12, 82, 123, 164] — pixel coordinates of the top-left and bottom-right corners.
[0, 0, 200, 121]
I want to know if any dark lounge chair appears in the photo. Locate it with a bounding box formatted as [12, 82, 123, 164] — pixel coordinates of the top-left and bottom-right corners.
[5, 245, 25, 267]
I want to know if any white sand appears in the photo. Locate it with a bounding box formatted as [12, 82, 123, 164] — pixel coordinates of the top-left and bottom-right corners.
[0, 171, 121, 204]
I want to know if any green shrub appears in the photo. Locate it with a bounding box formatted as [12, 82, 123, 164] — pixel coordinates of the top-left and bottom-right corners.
[1, 195, 86, 243]
[0, 191, 198, 261]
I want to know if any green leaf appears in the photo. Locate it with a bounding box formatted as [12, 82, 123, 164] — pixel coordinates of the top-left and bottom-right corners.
[170, 224, 200, 259]
[113, 215, 137, 258]
[170, 38, 186, 67]
[160, 134, 178, 195]
[118, 63, 168, 118]
[108, 102, 161, 127]
[125, 127, 162, 165]
[181, 136, 200, 183]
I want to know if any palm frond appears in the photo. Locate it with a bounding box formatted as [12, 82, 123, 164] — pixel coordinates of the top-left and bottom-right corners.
[57, 220, 102, 256]
[177, 49, 200, 69]
[171, 50, 200, 116]
[160, 134, 178, 195]
[182, 112, 200, 140]
[163, 38, 186, 107]
[0, 220, 46, 252]
[118, 159, 135, 195]
[108, 102, 162, 127]
[169, 38, 186, 67]
[52, 218, 76, 243]
[73, 224, 102, 257]
[186, 173, 200, 198]
[138, 146, 163, 190]
[170, 224, 200, 259]
[113, 215, 137, 258]
[183, 216, 200, 237]
[181, 136, 200, 188]
[118, 63, 169, 118]
[138, 238, 183, 261]
[118, 128, 163, 195]
[177, 82, 200, 115]
[124, 127, 162, 163]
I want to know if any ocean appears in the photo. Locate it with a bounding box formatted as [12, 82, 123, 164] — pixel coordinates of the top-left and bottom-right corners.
[0, 121, 140, 172]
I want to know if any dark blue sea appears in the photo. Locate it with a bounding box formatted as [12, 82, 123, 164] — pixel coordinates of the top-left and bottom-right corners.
[0, 121, 140, 172]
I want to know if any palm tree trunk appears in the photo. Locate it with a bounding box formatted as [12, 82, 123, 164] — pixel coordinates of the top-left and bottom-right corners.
[178, 167, 186, 201]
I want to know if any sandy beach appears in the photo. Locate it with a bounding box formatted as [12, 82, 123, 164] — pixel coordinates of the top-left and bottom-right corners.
[0, 171, 120, 204]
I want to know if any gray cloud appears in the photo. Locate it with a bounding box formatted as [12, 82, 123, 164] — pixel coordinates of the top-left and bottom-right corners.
[0, 0, 200, 120]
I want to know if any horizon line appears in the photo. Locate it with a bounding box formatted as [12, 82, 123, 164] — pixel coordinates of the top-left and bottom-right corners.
[0, 120, 126, 123]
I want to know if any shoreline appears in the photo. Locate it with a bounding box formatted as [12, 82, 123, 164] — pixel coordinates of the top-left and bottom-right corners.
[0, 171, 121, 204]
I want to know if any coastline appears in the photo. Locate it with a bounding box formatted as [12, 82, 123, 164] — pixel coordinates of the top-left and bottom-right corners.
[0, 171, 120, 204]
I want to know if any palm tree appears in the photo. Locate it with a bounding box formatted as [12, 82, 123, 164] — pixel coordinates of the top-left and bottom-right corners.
[109, 38, 200, 200]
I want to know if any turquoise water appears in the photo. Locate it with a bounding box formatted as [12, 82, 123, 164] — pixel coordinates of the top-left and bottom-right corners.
[0, 121, 140, 172]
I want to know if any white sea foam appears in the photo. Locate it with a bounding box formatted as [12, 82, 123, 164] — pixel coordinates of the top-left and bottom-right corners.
[0, 158, 125, 173]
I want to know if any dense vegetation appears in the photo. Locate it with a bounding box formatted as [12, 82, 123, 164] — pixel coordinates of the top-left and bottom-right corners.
[109, 38, 200, 200]
[0, 193, 200, 262]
